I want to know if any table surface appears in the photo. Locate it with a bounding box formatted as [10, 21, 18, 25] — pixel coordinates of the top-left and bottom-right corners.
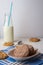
[0, 38, 43, 53]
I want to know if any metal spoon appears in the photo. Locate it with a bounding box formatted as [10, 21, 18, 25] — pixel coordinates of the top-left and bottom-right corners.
[18, 41, 23, 45]
[14, 41, 23, 46]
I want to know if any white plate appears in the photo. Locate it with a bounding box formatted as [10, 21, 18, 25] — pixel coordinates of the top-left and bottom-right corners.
[8, 49, 40, 61]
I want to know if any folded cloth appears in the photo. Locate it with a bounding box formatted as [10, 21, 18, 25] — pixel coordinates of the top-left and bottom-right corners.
[0, 46, 43, 65]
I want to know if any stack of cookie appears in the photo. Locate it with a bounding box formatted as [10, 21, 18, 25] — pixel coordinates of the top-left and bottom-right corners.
[9, 44, 37, 57]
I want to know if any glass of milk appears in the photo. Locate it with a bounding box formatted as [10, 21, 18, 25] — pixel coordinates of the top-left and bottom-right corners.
[4, 15, 14, 43]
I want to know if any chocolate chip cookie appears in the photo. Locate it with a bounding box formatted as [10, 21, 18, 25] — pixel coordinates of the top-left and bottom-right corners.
[0, 51, 8, 59]
[29, 38, 40, 42]
[3, 42, 14, 46]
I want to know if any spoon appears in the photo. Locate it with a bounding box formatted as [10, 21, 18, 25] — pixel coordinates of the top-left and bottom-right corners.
[14, 41, 23, 46]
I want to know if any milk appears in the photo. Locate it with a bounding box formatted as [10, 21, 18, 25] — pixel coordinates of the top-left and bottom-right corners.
[4, 26, 14, 42]
[4, 15, 14, 42]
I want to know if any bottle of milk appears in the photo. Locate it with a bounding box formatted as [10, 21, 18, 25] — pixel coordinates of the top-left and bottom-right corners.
[4, 15, 14, 43]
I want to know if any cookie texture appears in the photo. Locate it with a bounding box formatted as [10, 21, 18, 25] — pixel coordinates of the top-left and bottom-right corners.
[0, 51, 8, 59]
[3, 42, 14, 46]
[14, 44, 29, 57]
[29, 38, 40, 42]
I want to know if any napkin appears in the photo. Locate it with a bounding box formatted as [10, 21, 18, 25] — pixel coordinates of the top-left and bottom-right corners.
[0, 46, 43, 65]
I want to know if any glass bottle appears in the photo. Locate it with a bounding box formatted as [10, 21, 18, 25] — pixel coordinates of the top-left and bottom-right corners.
[4, 14, 14, 43]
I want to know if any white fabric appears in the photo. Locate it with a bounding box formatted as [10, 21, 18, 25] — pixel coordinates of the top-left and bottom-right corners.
[0, 38, 43, 53]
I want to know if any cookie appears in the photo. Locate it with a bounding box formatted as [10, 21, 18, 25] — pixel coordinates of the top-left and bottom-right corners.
[28, 45, 35, 56]
[29, 38, 40, 42]
[3, 42, 14, 46]
[14, 44, 29, 57]
[0, 51, 8, 59]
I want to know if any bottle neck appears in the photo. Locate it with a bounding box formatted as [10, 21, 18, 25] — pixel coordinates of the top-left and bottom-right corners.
[4, 15, 13, 27]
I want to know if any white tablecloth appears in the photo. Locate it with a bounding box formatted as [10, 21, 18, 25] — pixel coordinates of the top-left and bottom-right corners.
[0, 38, 43, 53]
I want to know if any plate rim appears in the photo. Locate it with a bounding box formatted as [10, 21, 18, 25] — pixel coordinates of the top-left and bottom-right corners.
[8, 48, 40, 60]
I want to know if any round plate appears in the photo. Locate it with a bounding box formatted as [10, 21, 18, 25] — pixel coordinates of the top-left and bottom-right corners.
[8, 49, 40, 61]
